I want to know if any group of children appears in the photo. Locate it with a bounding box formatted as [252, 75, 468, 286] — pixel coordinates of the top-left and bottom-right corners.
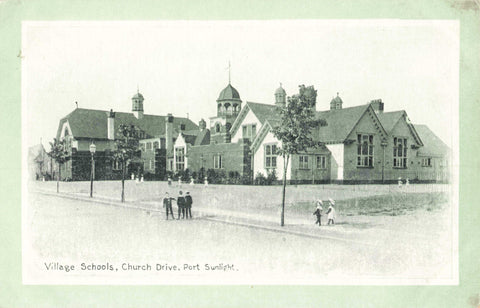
[313, 198, 336, 227]
[162, 190, 193, 220]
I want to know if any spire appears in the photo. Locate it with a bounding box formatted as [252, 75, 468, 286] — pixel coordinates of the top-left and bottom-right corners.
[137, 84, 139, 94]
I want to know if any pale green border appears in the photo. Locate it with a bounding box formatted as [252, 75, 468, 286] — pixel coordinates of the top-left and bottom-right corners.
[1, 0, 479, 307]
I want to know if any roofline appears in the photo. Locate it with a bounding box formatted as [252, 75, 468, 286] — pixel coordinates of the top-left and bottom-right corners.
[344, 104, 389, 143]
[62, 107, 194, 121]
[229, 104, 251, 138]
[250, 120, 273, 153]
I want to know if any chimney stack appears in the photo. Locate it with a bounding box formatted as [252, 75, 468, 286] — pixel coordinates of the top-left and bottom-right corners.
[370, 99, 384, 114]
[165, 113, 174, 154]
[199, 119, 206, 131]
[107, 109, 115, 140]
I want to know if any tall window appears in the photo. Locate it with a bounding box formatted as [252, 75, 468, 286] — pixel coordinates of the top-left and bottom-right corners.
[175, 147, 185, 171]
[242, 124, 257, 139]
[112, 158, 121, 170]
[393, 137, 407, 168]
[357, 134, 374, 167]
[299, 155, 309, 169]
[264, 144, 277, 169]
[153, 141, 159, 149]
[213, 154, 223, 169]
[146, 142, 152, 151]
[316, 155, 326, 169]
[422, 157, 432, 167]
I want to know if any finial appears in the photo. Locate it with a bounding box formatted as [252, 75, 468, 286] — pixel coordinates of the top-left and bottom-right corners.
[280, 82, 282, 88]
[337, 92, 339, 96]
[75, 101, 78, 108]
[228, 61, 231, 84]
[137, 84, 139, 94]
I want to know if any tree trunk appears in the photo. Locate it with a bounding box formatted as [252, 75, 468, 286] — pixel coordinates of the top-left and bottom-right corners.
[121, 161, 125, 202]
[57, 162, 60, 193]
[281, 154, 289, 226]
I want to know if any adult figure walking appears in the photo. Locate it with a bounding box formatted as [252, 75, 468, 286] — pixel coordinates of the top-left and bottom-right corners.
[162, 192, 175, 220]
[185, 191, 193, 219]
[326, 198, 336, 225]
[176, 190, 186, 219]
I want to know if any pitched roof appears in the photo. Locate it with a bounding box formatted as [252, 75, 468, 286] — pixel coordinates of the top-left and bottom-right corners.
[57, 108, 198, 140]
[229, 101, 281, 138]
[193, 129, 210, 146]
[414, 124, 450, 157]
[28, 144, 47, 162]
[246, 101, 281, 125]
[376, 110, 423, 146]
[376, 111, 404, 133]
[314, 104, 371, 143]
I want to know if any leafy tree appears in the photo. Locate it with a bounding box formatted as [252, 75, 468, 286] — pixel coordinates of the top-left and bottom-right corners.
[112, 124, 142, 202]
[47, 138, 70, 193]
[272, 85, 326, 226]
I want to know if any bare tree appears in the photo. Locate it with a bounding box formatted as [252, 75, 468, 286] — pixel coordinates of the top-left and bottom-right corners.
[112, 124, 142, 202]
[272, 85, 326, 226]
[47, 138, 70, 193]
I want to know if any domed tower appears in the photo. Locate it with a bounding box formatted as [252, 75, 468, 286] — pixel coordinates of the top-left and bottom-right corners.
[274, 83, 286, 108]
[330, 92, 343, 110]
[216, 83, 242, 117]
[132, 89, 144, 119]
[209, 83, 242, 144]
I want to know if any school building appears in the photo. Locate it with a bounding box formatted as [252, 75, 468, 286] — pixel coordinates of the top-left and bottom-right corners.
[52, 82, 451, 183]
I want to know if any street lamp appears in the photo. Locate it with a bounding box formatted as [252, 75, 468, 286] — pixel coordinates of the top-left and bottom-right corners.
[90, 143, 96, 197]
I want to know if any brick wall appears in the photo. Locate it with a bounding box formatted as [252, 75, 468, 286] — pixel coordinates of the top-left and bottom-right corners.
[187, 140, 251, 176]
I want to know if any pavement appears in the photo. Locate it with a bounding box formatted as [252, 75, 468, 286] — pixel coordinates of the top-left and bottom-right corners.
[31, 188, 385, 247]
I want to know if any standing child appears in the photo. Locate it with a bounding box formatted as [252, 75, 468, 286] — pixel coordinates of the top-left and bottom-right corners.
[326, 198, 336, 225]
[185, 191, 193, 219]
[163, 192, 175, 220]
[313, 199, 323, 227]
[176, 191, 186, 219]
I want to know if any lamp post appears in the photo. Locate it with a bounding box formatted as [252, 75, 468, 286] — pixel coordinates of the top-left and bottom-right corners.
[89, 143, 96, 197]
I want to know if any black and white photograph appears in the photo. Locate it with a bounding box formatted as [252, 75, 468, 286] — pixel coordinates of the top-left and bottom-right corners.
[22, 20, 459, 285]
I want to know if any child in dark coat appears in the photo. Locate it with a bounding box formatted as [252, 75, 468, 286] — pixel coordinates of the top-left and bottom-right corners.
[185, 192, 193, 219]
[313, 200, 323, 227]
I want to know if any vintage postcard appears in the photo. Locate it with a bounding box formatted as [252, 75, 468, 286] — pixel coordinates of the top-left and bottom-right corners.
[21, 20, 460, 285]
[21, 19, 460, 286]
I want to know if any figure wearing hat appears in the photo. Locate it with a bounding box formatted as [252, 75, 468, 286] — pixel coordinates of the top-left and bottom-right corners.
[185, 191, 193, 219]
[162, 192, 176, 220]
[326, 198, 336, 225]
[313, 200, 323, 227]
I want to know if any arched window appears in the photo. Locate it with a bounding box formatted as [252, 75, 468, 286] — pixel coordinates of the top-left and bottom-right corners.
[215, 123, 221, 133]
[224, 103, 231, 115]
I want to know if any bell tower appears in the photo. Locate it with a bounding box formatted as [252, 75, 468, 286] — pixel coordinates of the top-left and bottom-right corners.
[132, 87, 144, 119]
[275, 83, 286, 108]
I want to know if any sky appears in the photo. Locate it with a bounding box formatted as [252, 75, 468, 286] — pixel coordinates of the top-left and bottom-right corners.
[22, 20, 459, 149]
